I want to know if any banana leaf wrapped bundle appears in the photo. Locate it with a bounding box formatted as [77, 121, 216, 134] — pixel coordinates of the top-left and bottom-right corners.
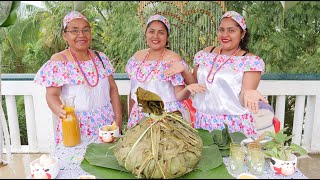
[113, 87, 203, 179]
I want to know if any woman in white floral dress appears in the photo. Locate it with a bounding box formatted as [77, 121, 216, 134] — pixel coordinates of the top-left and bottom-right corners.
[164, 11, 269, 136]
[34, 11, 122, 144]
[126, 14, 196, 128]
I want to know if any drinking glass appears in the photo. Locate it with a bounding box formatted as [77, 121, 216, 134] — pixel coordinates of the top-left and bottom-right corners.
[247, 143, 265, 176]
[229, 142, 245, 176]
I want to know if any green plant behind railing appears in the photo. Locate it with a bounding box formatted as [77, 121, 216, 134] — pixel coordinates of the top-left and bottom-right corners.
[0, 0, 21, 167]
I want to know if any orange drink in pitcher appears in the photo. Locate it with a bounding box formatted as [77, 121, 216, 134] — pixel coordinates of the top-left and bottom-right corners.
[61, 96, 81, 147]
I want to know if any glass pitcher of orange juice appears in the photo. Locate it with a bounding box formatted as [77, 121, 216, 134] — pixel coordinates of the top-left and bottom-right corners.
[61, 96, 81, 147]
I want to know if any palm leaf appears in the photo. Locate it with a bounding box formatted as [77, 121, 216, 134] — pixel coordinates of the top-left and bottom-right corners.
[1, 1, 20, 27]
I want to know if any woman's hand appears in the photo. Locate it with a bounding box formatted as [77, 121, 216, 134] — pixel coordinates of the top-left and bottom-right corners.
[186, 83, 207, 94]
[242, 90, 268, 114]
[57, 104, 66, 121]
[163, 61, 186, 76]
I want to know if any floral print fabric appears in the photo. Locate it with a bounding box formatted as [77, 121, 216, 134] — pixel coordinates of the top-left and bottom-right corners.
[194, 111, 256, 135]
[34, 52, 114, 87]
[126, 56, 187, 85]
[194, 50, 265, 73]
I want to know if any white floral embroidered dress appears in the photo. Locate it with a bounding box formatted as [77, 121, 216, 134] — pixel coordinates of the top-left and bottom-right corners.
[34, 52, 115, 143]
[192, 50, 265, 135]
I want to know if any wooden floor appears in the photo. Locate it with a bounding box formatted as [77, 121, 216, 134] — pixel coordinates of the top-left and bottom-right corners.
[0, 153, 319, 179]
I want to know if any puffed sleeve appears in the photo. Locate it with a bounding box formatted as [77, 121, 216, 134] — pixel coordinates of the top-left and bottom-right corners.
[168, 60, 186, 86]
[125, 56, 136, 79]
[193, 50, 205, 67]
[34, 60, 82, 87]
[233, 55, 265, 75]
[171, 73, 185, 86]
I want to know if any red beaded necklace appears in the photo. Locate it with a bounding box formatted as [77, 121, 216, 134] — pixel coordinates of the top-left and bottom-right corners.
[68, 48, 99, 87]
[206, 46, 241, 83]
[136, 48, 166, 83]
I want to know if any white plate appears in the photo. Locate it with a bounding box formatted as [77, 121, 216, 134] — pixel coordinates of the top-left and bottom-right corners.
[240, 137, 272, 146]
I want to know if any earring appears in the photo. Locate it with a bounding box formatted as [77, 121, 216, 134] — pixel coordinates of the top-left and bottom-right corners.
[166, 41, 170, 48]
[64, 42, 69, 49]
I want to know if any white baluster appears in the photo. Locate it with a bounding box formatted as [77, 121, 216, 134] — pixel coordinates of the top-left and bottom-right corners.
[275, 95, 286, 130]
[0, 105, 11, 164]
[311, 95, 320, 152]
[24, 95, 37, 151]
[5, 95, 21, 150]
[292, 95, 305, 145]
[302, 95, 315, 150]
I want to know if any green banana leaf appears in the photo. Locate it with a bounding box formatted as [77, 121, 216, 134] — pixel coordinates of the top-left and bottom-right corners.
[80, 129, 235, 179]
[196, 129, 214, 146]
[193, 145, 223, 171]
[84, 143, 128, 172]
[81, 159, 235, 179]
[83, 142, 223, 173]
[81, 159, 136, 179]
[178, 163, 234, 179]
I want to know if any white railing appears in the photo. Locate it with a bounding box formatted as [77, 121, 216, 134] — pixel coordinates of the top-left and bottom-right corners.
[1, 74, 320, 154]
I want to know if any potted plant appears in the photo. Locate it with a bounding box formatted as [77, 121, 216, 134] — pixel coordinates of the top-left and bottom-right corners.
[262, 127, 308, 176]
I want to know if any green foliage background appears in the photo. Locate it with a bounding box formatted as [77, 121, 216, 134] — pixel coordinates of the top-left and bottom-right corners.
[1, 1, 320, 144]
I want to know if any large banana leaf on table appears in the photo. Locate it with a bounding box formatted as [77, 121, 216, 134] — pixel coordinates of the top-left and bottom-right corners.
[80, 88, 246, 179]
[80, 129, 234, 179]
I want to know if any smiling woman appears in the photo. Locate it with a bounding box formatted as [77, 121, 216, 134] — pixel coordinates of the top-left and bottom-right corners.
[33, 11, 123, 145]
[125, 14, 194, 129]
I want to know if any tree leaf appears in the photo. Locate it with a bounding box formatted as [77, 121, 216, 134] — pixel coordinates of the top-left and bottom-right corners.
[197, 129, 213, 146]
[194, 145, 223, 171]
[1, 1, 20, 27]
[230, 132, 247, 143]
[0, 1, 12, 26]
[290, 143, 308, 156]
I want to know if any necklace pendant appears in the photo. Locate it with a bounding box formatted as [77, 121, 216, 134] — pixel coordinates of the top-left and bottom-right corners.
[207, 75, 214, 83]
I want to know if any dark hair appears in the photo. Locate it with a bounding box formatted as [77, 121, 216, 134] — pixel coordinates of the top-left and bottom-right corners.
[145, 20, 170, 49]
[239, 27, 250, 52]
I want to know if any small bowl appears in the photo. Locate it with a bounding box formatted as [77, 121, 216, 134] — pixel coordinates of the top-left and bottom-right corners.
[270, 154, 297, 176]
[30, 155, 59, 179]
[98, 124, 120, 143]
[78, 175, 96, 179]
[237, 173, 257, 179]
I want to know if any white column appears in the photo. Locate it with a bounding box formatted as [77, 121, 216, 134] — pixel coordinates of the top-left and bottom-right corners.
[302, 96, 315, 150]
[24, 95, 37, 151]
[311, 95, 320, 152]
[292, 95, 305, 145]
[5, 95, 21, 150]
[275, 95, 286, 130]
[0, 105, 11, 163]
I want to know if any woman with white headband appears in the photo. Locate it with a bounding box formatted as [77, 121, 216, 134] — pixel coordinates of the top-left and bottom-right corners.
[34, 11, 122, 144]
[165, 11, 268, 135]
[125, 14, 197, 128]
